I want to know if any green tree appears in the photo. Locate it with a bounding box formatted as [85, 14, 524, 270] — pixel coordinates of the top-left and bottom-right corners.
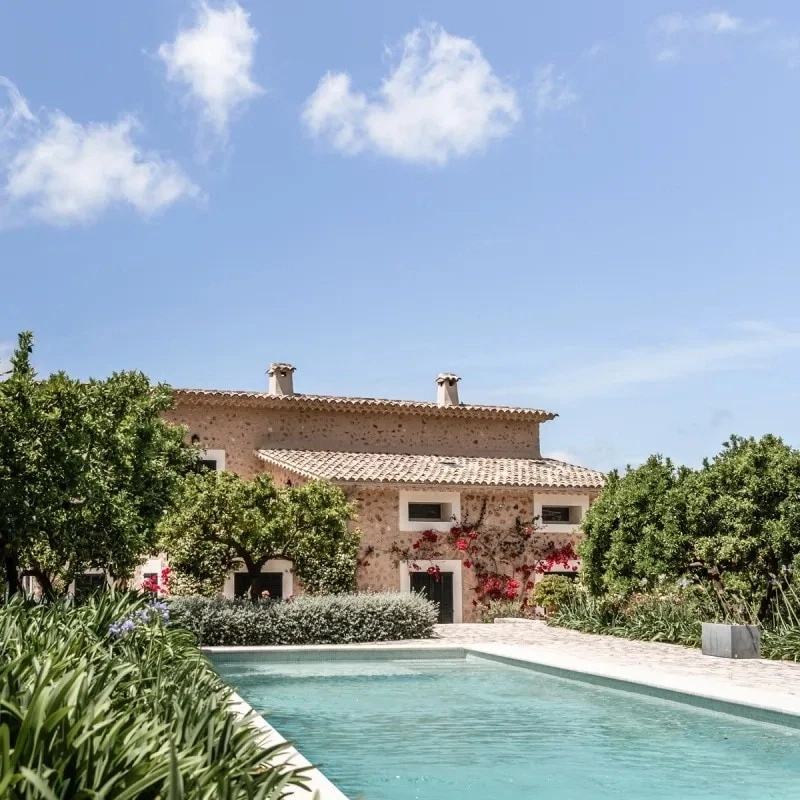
[682, 434, 800, 619]
[0, 332, 195, 596]
[159, 472, 360, 601]
[287, 480, 361, 594]
[579, 436, 800, 620]
[579, 455, 691, 595]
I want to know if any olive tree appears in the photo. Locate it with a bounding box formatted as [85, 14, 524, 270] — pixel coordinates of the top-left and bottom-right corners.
[159, 471, 360, 601]
[0, 332, 195, 596]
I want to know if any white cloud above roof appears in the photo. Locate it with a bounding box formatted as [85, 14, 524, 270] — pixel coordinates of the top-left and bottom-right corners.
[158, 0, 262, 151]
[532, 64, 578, 116]
[302, 23, 520, 165]
[651, 11, 772, 62]
[0, 78, 198, 228]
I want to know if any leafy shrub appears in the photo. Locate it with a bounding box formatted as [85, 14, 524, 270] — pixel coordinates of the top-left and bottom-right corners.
[551, 580, 800, 660]
[551, 582, 622, 632]
[762, 629, 800, 662]
[170, 592, 438, 646]
[531, 575, 574, 613]
[0, 592, 305, 798]
[478, 600, 528, 623]
[551, 582, 711, 645]
[580, 435, 800, 622]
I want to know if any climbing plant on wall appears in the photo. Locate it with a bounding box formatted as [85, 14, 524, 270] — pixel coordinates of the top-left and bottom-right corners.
[391, 500, 578, 612]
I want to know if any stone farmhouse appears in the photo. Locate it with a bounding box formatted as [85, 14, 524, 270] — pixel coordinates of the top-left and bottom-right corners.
[162, 364, 605, 623]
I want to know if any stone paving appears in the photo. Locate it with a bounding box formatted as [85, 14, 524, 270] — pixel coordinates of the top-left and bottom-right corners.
[427, 621, 800, 713]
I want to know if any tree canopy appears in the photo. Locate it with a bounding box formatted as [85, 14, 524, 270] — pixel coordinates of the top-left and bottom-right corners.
[579, 435, 800, 618]
[0, 332, 195, 595]
[158, 471, 360, 600]
[579, 455, 690, 596]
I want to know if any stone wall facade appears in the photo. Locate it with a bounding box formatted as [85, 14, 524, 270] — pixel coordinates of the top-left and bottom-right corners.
[164, 400, 542, 479]
[343, 485, 584, 622]
[164, 397, 591, 621]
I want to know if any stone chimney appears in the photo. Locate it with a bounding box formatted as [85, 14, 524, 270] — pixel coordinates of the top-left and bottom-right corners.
[436, 373, 461, 407]
[268, 363, 296, 396]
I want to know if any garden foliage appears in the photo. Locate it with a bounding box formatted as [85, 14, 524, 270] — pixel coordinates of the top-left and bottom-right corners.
[170, 592, 437, 646]
[159, 472, 361, 600]
[0, 332, 195, 596]
[551, 563, 800, 660]
[579, 435, 800, 620]
[531, 574, 574, 612]
[0, 593, 307, 798]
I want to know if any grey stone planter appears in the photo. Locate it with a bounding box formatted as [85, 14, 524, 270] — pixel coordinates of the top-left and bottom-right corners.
[701, 622, 761, 659]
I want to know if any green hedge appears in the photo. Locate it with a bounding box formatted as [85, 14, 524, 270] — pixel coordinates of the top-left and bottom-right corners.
[550, 582, 800, 661]
[0, 593, 306, 798]
[170, 592, 438, 646]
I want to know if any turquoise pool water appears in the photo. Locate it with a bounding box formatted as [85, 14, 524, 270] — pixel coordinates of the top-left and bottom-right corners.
[212, 653, 800, 800]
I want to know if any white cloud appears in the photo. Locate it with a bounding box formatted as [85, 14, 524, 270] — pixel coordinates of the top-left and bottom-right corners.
[0, 76, 35, 132]
[302, 23, 520, 165]
[584, 41, 608, 58]
[651, 10, 771, 61]
[0, 78, 199, 227]
[532, 64, 578, 116]
[655, 11, 748, 36]
[516, 323, 800, 400]
[158, 1, 261, 146]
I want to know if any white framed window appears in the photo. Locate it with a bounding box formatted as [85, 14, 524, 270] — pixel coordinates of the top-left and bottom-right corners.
[200, 448, 226, 472]
[541, 506, 581, 524]
[68, 568, 110, 597]
[534, 494, 589, 531]
[399, 490, 461, 532]
[223, 559, 294, 600]
[138, 557, 163, 585]
[399, 560, 463, 623]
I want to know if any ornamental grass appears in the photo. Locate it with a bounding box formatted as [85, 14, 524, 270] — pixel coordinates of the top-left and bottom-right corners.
[0, 592, 310, 799]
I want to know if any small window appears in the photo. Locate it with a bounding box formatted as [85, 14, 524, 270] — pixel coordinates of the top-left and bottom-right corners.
[408, 502, 447, 522]
[234, 572, 284, 600]
[74, 573, 106, 597]
[541, 506, 573, 524]
[189, 449, 226, 474]
[546, 570, 579, 579]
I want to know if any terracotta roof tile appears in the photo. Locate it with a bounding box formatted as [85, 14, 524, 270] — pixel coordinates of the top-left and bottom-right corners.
[173, 389, 556, 421]
[256, 449, 605, 489]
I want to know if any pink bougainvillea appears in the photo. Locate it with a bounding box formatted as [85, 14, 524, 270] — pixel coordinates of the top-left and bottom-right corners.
[141, 567, 172, 596]
[391, 501, 580, 611]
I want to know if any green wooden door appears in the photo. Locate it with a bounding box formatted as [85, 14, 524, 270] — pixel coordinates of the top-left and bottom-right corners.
[410, 571, 454, 623]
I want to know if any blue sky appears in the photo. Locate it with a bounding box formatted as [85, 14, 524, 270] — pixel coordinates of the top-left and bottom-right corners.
[1, 1, 799, 472]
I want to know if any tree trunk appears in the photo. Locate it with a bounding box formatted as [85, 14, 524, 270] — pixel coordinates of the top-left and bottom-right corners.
[757, 585, 775, 623]
[31, 566, 55, 600]
[246, 558, 272, 603]
[4, 552, 20, 597]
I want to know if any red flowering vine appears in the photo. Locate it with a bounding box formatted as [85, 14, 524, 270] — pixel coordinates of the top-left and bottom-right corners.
[141, 567, 172, 596]
[391, 500, 580, 612]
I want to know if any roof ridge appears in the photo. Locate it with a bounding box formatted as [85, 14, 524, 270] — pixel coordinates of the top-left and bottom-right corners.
[172, 388, 556, 420]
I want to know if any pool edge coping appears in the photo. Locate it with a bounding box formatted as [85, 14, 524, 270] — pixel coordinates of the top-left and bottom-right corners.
[227, 690, 350, 800]
[464, 644, 800, 729]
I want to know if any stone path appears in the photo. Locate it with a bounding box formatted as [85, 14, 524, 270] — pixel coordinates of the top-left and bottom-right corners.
[427, 621, 800, 715]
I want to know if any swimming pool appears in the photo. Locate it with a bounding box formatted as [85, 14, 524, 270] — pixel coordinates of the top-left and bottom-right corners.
[212, 650, 800, 800]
